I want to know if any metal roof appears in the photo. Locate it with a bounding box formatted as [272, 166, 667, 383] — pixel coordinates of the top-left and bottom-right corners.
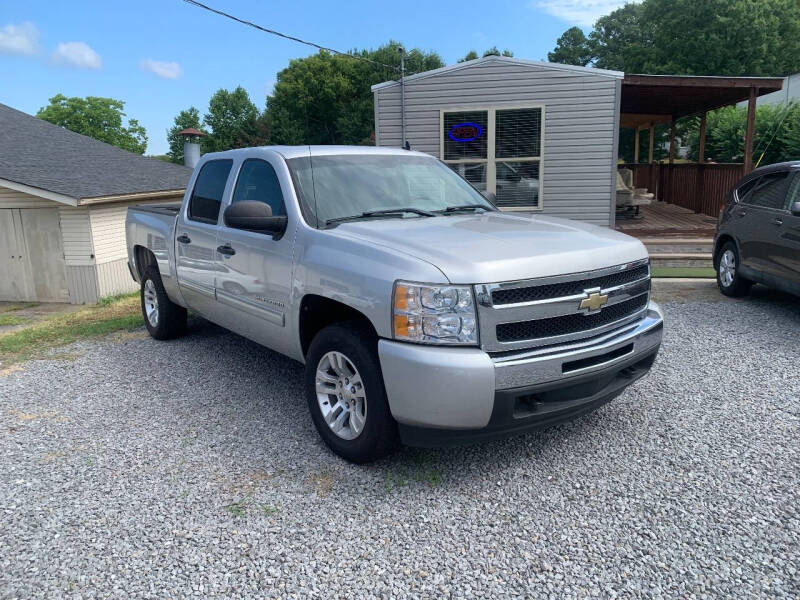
[371, 55, 624, 92]
[0, 103, 192, 203]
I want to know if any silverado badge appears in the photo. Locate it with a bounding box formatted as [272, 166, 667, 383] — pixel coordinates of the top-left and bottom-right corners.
[579, 291, 609, 313]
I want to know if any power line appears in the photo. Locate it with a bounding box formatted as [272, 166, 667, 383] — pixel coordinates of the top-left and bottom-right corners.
[180, 0, 399, 73]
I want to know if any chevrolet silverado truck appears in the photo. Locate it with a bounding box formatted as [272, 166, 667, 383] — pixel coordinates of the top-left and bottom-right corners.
[126, 146, 664, 463]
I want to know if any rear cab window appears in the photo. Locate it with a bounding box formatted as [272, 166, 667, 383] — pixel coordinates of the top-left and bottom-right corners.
[188, 159, 234, 224]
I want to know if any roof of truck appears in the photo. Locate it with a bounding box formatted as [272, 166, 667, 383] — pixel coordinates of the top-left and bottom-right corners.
[200, 145, 432, 161]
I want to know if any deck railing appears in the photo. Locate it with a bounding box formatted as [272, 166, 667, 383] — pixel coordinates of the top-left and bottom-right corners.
[619, 163, 744, 218]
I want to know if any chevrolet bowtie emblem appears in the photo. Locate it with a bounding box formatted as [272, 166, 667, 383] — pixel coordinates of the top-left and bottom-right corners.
[579, 291, 609, 312]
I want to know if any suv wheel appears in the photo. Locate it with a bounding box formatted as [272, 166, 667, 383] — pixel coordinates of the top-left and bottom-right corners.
[305, 322, 398, 463]
[140, 266, 187, 340]
[716, 241, 752, 297]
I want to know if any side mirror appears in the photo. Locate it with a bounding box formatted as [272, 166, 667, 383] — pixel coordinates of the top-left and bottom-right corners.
[791, 201, 800, 217]
[482, 191, 497, 204]
[224, 200, 287, 236]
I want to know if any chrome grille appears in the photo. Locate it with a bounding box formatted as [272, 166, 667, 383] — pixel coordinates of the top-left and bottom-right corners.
[496, 294, 648, 342]
[475, 259, 651, 352]
[491, 264, 649, 306]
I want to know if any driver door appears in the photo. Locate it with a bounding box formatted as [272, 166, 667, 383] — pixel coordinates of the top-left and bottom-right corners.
[213, 156, 295, 355]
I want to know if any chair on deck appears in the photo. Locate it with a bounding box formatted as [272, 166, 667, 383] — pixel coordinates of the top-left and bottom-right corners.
[616, 168, 654, 218]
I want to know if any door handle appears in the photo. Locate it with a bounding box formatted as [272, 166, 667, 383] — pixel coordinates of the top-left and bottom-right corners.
[737, 210, 747, 218]
[176, 234, 191, 244]
[771, 218, 783, 226]
[217, 244, 236, 256]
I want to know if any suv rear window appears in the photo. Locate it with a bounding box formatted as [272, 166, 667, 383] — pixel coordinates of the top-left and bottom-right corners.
[188, 159, 233, 224]
[735, 178, 759, 202]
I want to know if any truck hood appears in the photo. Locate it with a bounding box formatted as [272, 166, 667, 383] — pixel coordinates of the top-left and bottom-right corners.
[331, 212, 648, 283]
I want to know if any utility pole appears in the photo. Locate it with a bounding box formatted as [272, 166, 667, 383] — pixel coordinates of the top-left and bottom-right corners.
[399, 46, 406, 149]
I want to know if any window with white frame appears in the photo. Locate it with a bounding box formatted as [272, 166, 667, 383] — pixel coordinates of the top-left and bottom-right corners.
[441, 106, 544, 209]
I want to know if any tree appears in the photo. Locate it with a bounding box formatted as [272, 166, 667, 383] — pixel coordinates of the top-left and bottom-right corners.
[36, 94, 147, 154]
[482, 46, 513, 58]
[203, 86, 264, 153]
[547, 26, 592, 66]
[458, 50, 479, 63]
[588, 2, 652, 72]
[684, 102, 800, 165]
[166, 107, 202, 164]
[265, 41, 444, 146]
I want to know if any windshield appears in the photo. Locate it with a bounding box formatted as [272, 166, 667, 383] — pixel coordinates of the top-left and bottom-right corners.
[286, 154, 495, 227]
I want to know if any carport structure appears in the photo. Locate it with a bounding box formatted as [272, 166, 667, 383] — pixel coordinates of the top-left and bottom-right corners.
[619, 74, 783, 218]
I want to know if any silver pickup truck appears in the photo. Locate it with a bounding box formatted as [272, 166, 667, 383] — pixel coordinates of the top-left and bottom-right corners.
[126, 146, 663, 463]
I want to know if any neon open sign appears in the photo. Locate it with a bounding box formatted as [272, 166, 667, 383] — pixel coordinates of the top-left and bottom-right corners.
[448, 122, 483, 143]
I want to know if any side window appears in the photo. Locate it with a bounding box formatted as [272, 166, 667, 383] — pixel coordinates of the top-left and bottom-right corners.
[785, 172, 800, 210]
[231, 159, 286, 217]
[745, 171, 791, 210]
[188, 159, 233, 224]
[735, 177, 759, 202]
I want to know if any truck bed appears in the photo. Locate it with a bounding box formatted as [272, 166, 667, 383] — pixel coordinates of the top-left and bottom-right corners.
[130, 203, 182, 216]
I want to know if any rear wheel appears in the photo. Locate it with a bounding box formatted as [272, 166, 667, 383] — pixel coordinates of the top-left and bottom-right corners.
[716, 241, 752, 297]
[305, 322, 398, 463]
[140, 266, 187, 340]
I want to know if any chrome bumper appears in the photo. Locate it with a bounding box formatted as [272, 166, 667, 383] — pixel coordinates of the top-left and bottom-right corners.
[378, 301, 664, 430]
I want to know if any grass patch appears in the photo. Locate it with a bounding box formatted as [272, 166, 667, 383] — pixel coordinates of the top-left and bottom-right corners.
[651, 267, 717, 279]
[0, 314, 29, 327]
[0, 302, 39, 313]
[0, 295, 142, 366]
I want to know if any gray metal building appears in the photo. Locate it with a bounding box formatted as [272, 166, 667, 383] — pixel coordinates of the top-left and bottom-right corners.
[372, 56, 623, 226]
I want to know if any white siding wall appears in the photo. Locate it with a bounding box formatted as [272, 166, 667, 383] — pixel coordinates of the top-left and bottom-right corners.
[88, 196, 181, 298]
[0, 187, 61, 209]
[374, 60, 621, 226]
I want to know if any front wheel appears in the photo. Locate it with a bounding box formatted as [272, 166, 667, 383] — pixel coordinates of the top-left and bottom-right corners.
[716, 242, 752, 297]
[305, 322, 398, 463]
[141, 266, 187, 340]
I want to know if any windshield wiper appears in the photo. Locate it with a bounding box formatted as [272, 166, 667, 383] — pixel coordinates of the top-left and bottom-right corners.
[325, 207, 436, 226]
[440, 204, 493, 214]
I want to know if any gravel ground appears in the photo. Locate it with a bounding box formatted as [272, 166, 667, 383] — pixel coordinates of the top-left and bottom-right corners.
[1, 290, 798, 599]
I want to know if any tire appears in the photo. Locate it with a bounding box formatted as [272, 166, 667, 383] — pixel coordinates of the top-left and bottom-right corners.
[140, 265, 187, 340]
[716, 241, 752, 297]
[305, 322, 398, 463]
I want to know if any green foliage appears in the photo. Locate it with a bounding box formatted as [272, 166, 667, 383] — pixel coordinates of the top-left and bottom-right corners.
[482, 46, 513, 58]
[166, 107, 202, 163]
[36, 94, 148, 154]
[265, 41, 444, 146]
[547, 27, 592, 66]
[457, 50, 479, 63]
[684, 102, 800, 165]
[203, 87, 267, 152]
[458, 47, 513, 63]
[551, 0, 800, 76]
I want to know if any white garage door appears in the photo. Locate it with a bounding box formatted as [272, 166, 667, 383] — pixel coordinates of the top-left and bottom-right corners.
[0, 208, 69, 302]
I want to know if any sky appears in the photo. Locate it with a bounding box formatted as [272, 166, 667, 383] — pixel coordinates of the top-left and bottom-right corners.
[0, 0, 631, 155]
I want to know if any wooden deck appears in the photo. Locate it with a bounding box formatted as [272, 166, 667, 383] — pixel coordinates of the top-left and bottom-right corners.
[615, 201, 717, 239]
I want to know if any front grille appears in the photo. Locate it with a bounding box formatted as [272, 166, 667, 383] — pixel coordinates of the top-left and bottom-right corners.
[496, 294, 648, 342]
[492, 264, 649, 306]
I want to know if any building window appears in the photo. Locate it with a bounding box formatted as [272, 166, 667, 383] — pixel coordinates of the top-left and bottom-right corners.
[441, 105, 544, 209]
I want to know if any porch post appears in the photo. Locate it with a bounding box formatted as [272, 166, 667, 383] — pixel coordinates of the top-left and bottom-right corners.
[698, 112, 707, 164]
[634, 126, 641, 163]
[696, 112, 707, 214]
[648, 123, 654, 163]
[668, 119, 676, 164]
[744, 86, 757, 173]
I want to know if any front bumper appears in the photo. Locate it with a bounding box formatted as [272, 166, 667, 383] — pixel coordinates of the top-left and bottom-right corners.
[378, 301, 664, 446]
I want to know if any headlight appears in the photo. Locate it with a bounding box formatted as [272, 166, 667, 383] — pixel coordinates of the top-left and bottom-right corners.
[392, 281, 478, 345]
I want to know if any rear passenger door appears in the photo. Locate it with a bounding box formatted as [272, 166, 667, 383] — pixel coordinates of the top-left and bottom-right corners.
[213, 156, 295, 354]
[774, 173, 800, 288]
[176, 159, 233, 317]
[737, 170, 792, 277]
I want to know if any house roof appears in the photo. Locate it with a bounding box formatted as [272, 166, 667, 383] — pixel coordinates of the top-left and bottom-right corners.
[370, 55, 624, 92]
[0, 103, 192, 205]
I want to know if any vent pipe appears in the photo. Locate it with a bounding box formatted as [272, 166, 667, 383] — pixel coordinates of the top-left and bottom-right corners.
[176, 128, 207, 168]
